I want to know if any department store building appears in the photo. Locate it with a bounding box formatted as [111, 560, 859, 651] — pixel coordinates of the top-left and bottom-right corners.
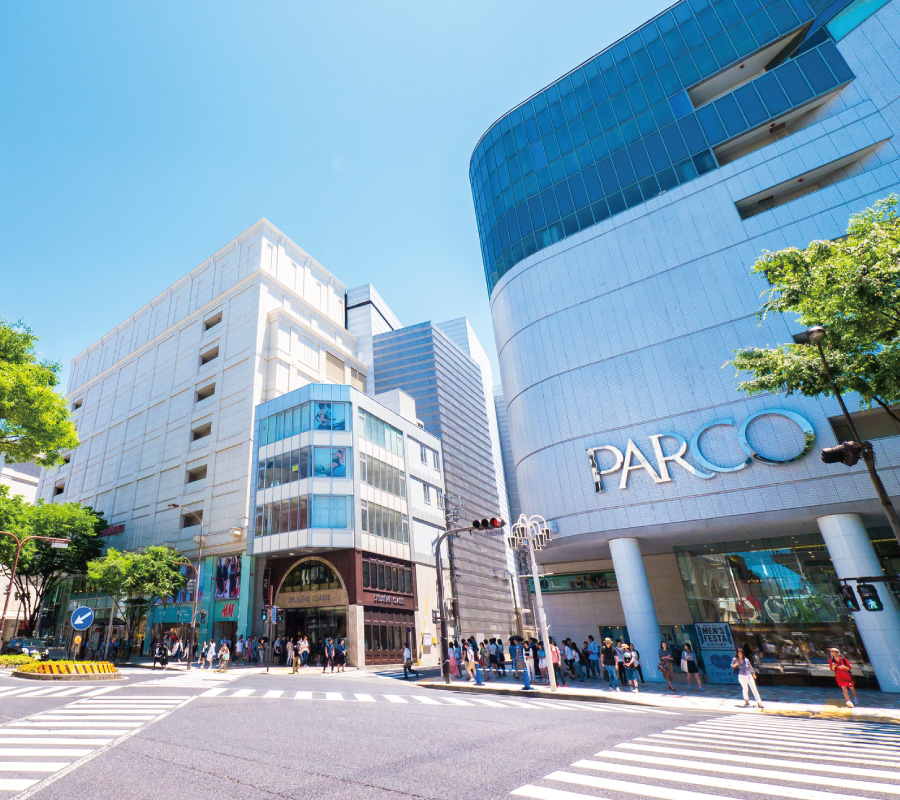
[471, 0, 900, 689]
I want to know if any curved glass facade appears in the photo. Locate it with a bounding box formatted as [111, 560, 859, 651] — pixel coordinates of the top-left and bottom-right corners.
[470, 0, 861, 294]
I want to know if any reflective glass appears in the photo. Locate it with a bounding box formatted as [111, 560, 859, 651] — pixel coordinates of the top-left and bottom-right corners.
[714, 94, 747, 136]
[776, 61, 814, 104]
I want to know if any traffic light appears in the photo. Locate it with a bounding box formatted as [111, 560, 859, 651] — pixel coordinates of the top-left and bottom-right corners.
[472, 517, 505, 530]
[821, 441, 863, 466]
[276, 610, 284, 623]
[261, 606, 268, 622]
[198, 610, 207, 624]
[857, 583, 884, 612]
[839, 585, 860, 612]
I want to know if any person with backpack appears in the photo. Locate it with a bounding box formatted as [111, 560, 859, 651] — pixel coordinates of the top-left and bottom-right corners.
[829, 647, 858, 707]
[732, 647, 763, 708]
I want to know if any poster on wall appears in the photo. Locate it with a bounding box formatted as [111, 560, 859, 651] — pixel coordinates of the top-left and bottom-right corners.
[526, 571, 617, 593]
[314, 447, 347, 477]
[215, 556, 242, 600]
[172, 562, 204, 604]
[313, 402, 346, 431]
[694, 622, 738, 684]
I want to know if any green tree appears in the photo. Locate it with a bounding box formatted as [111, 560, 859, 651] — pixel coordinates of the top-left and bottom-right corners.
[88, 546, 187, 645]
[0, 319, 79, 466]
[729, 196, 900, 421]
[0, 488, 105, 634]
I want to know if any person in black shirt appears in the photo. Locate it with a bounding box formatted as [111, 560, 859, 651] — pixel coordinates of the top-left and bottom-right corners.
[601, 637, 620, 690]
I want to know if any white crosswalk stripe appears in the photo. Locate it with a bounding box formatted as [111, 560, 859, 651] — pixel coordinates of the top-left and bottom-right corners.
[0, 693, 191, 793]
[508, 712, 900, 800]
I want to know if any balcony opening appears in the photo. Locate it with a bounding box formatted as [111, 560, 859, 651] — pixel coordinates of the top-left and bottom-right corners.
[191, 422, 212, 442]
[53, 482, 65, 496]
[830, 406, 900, 443]
[199, 346, 219, 366]
[735, 140, 886, 220]
[195, 383, 216, 403]
[203, 311, 223, 331]
[186, 465, 208, 484]
[63, 453, 71, 464]
[181, 510, 203, 528]
[72, 399, 83, 411]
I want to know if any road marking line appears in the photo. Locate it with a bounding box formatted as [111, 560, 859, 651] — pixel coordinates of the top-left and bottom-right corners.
[0, 779, 38, 791]
[85, 695, 192, 700]
[199, 688, 226, 697]
[0, 689, 30, 699]
[0, 763, 69, 772]
[616, 742, 900, 779]
[0, 738, 113, 745]
[691, 719, 900, 743]
[294, 691, 313, 700]
[50, 688, 96, 697]
[383, 695, 408, 703]
[411, 696, 442, 705]
[263, 690, 284, 698]
[13, 722, 143, 729]
[81, 688, 119, 697]
[439, 697, 473, 706]
[354, 694, 376, 702]
[324, 692, 344, 701]
[232, 689, 254, 697]
[0, 748, 92, 757]
[569, 759, 882, 800]
[17, 688, 76, 698]
[492, 699, 534, 708]
[552, 772, 750, 800]
[589, 751, 900, 794]
[511, 785, 603, 800]
[467, 697, 506, 707]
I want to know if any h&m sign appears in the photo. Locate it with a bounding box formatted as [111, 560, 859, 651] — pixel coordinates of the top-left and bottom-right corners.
[587, 409, 814, 493]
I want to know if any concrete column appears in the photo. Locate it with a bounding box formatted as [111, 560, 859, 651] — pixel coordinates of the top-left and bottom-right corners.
[817, 513, 900, 692]
[236, 553, 255, 639]
[347, 604, 364, 667]
[609, 537, 663, 682]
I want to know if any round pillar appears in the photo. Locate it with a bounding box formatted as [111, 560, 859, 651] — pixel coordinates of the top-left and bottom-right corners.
[609, 537, 663, 682]
[817, 513, 900, 692]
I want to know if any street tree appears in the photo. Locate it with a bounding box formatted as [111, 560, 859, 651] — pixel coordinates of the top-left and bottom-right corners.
[729, 196, 900, 420]
[0, 488, 105, 634]
[0, 319, 79, 466]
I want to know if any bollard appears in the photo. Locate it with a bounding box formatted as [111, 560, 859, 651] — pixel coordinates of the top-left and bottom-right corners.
[475, 664, 484, 686]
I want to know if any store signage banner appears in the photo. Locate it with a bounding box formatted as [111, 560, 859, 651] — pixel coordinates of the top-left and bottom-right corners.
[587, 409, 815, 493]
[526, 571, 617, 594]
[694, 622, 738, 685]
[275, 588, 349, 608]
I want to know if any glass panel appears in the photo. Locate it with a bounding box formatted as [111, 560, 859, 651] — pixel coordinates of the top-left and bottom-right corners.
[714, 94, 746, 137]
[754, 72, 791, 116]
[378, 564, 385, 590]
[314, 446, 350, 478]
[313, 402, 347, 431]
[776, 61, 813, 105]
[362, 561, 369, 589]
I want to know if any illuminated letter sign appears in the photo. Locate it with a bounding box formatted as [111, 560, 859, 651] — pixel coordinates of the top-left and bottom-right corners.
[587, 409, 815, 493]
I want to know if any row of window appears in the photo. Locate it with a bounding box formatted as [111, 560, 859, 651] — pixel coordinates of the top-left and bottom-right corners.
[362, 559, 413, 595]
[360, 499, 410, 544]
[254, 495, 352, 536]
[281, 560, 342, 594]
[259, 401, 350, 446]
[359, 452, 405, 498]
[257, 446, 351, 489]
[415, 440, 440, 470]
[363, 623, 411, 653]
[359, 408, 404, 455]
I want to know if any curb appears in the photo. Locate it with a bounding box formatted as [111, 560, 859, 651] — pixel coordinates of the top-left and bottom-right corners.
[12, 671, 124, 682]
[419, 681, 900, 724]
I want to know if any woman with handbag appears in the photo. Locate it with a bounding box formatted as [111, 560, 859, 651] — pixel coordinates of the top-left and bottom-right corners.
[829, 647, 859, 708]
[731, 648, 763, 708]
[657, 640, 675, 691]
[681, 642, 703, 691]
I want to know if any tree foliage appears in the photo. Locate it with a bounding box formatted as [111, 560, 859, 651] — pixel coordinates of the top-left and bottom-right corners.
[87, 546, 187, 641]
[729, 196, 900, 421]
[0, 319, 79, 466]
[0, 487, 105, 634]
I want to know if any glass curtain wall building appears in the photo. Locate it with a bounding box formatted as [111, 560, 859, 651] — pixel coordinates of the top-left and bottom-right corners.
[472, 0, 900, 690]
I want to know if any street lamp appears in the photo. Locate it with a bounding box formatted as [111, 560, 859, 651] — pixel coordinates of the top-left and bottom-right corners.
[507, 514, 557, 692]
[0, 530, 69, 644]
[168, 503, 206, 670]
[799, 326, 900, 545]
[492, 567, 523, 638]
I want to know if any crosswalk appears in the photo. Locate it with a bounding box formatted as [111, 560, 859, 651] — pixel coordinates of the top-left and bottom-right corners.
[0, 693, 191, 794]
[124, 667, 263, 688]
[0, 685, 119, 701]
[509, 713, 900, 800]
[194, 687, 680, 714]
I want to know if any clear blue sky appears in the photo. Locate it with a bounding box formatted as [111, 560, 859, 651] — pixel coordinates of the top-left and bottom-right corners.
[1, 1, 669, 388]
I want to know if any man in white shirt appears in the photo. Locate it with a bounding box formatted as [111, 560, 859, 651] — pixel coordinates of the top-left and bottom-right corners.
[403, 644, 419, 680]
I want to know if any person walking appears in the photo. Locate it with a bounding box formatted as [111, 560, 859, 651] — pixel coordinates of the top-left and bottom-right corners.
[601, 637, 620, 691]
[217, 641, 231, 672]
[615, 639, 627, 686]
[291, 638, 301, 674]
[403, 643, 419, 679]
[732, 648, 763, 708]
[658, 640, 675, 690]
[681, 642, 703, 691]
[622, 643, 639, 692]
[633, 646, 644, 684]
[464, 639, 478, 682]
[205, 638, 217, 670]
[829, 647, 859, 708]
[322, 637, 335, 673]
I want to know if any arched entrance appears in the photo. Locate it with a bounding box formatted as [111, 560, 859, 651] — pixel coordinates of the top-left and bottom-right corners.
[275, 558, 348, 663]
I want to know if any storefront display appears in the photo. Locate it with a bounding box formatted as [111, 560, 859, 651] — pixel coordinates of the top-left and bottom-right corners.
[527, 570, 617, 593]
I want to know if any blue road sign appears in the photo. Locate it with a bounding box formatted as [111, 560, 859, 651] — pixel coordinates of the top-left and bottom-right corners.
[71, 606, 95, 630]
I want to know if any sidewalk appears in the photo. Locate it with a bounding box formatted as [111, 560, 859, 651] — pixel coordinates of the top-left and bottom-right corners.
[419, 672, 900, 723]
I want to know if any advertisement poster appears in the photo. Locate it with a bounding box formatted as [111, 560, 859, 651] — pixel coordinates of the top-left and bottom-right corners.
[172, 562, 204, 604]
[694, 622, 738, 684]
[314, 446, 348, 477]
[526, 571, 617, 593]
[313, 402, 346, 431]
[215, 556, 242, 600]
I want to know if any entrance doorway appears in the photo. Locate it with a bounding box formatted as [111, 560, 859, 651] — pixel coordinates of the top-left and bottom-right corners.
[283, 606, 346, 666]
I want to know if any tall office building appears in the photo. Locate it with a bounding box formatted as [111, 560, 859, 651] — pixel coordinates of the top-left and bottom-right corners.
[372, 322, 517, 638]
[345, 284, 402, 394]
[493, 387, 522, 523]
[471, 0, 900, 690]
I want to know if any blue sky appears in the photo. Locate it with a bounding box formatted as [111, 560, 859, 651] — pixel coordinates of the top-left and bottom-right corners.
[0, 1, 669, 388]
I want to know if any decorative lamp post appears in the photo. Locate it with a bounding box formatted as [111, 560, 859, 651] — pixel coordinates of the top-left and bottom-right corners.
[507, 514, 557, 692]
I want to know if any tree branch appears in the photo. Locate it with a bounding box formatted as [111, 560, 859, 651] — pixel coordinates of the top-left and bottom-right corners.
[873, 396, 900, 425]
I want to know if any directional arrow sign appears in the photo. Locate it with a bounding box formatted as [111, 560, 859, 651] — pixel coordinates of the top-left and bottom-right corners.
[71, 606, 95, 631]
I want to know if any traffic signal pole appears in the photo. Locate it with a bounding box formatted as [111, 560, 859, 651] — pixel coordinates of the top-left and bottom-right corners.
[812, 337, 900, 546]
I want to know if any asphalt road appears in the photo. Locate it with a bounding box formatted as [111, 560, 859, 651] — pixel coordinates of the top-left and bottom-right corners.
[0, 666, 897, 800]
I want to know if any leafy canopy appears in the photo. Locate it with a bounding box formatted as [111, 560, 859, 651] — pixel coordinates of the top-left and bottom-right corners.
[0, 319, 79, 466]
[729, 196, 900, 423]
[0, 486, 105, 634]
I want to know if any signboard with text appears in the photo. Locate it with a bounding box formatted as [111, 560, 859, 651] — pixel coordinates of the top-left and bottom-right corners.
[694, 622, 738, 685]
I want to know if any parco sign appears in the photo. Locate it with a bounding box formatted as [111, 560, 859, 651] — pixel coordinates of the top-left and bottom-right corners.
[587, 409, 815, 493]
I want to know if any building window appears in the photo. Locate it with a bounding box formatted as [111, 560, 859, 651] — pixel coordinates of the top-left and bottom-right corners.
[63, 453, 71, 464]
[350, 367, 366, 392]
[360, 499, 409, 543]
[53, 482, 65, 496]
[361, 557, 413, 596]
[181, 510, 203, 528]
[362, 561, 370, 588]
[186, 465, 207, 484]
[313, 446, 350, 478]
[359, 409, 403, 455]
[310, 495, 352, 529]
[191, 422, 212, 442]
[432, 451, 440, 470]
[199, 345, 219, 366]
[312, 401, 348, 431]
[360, 453, 405, 498]
[420, 444, 428, 464]
[830, 406, 900, 443]
[281, 559, 341, 593]
[203, 311, 222, 331]
[423, 484, 431, 505]
[255, 496, 309, 536]
[325, 351, 346, 383]
[195, 383, 215, 402]
[72, 398, 83, 411]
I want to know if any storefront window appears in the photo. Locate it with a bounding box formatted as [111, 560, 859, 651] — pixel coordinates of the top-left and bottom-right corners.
[675, 533, 875, 684]
[281, 560, 342, 594]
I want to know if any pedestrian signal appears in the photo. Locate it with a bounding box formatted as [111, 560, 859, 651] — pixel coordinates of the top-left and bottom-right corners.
[839, 585, 860, 612]
[856, 583, 883, 612]
[261, 607, 268, 622]
[198, 610, 207, 624]
[276, 610, 284, 623]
